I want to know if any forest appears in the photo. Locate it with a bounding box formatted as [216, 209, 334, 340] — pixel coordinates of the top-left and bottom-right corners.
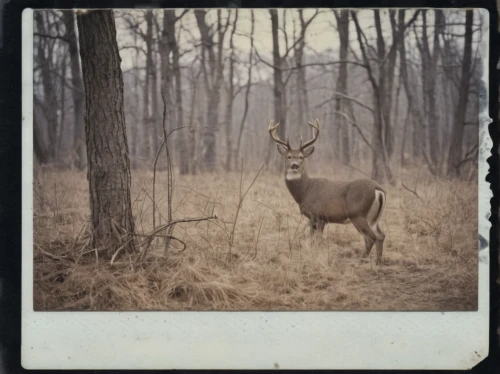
[33, 9, 481, 311]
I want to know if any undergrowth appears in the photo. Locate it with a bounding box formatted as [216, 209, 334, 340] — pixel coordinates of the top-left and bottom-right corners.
[32, 165, 478, 311]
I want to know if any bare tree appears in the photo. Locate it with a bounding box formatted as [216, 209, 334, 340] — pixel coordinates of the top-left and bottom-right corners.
[235, 10, 255, 164]
[34, 12, 59, 162]
[447, 10, 474, 177]
[77, 9, 135, 257]
[224, 10, 238, 171]
[195, 9, 228, 171]
[417, 10, 444, 169]
[63, 11, 86, 170]
[266, 9, 287, 168]
[294, 10, 317, 130]
[163, 10, 190, 174]
[333, 10, 351, 164]
[352, 11, 393, 184]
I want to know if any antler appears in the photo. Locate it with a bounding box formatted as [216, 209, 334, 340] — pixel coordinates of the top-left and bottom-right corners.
[268, 120, 290, 149]
[300, 119, 320, 150]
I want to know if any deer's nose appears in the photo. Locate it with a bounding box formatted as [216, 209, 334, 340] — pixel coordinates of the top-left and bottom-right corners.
[291, 163, 299, 170]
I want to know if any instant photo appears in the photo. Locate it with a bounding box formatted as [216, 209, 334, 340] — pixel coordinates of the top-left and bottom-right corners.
[22, 8, 490, 369]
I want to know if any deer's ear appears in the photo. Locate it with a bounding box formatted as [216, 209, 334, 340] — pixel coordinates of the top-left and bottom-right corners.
[303, 146, 315, 158]
[277, 144, 288, 156]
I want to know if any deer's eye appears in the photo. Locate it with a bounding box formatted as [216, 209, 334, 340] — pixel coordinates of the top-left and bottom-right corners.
[300, 156, 304, 160]
[287, 156, 292, 159]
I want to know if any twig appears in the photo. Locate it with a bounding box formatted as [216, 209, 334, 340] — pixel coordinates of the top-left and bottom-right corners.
[402, 165, 423, 200]
[250, 217, 265, 260]
[229, 162, 265, 250]
[401, 182, 422, 200]
[38, 248, 67, 260]
[134, 216, 216, 264]
[152, 139, 165, 230]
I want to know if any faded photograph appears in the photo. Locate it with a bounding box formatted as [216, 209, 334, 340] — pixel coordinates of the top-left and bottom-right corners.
[32, 8, 481, 311]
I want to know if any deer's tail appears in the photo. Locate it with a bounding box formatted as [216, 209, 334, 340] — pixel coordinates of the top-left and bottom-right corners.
[368, 188, 386, 228]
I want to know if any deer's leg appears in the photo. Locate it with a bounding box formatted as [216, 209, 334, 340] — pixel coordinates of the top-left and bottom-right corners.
[309, 217, 324, 246]
[363, 237, 375, 256]
[317, 220, 326, 234]
[350, 217, 378, 260]
[309, 217, 317, 235]
[310, 216, 322, 235]
[374, 224, 385, 265]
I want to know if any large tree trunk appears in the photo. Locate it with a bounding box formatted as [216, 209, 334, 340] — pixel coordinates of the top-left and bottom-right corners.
[77, 9, 135, 257]
[333, 10, 350, 164]
[447, 10, 473, 177]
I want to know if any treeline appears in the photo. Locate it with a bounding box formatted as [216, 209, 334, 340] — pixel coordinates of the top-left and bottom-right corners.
[33, 9, 481, 182]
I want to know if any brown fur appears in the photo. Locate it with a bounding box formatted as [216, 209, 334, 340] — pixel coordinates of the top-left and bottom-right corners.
[276, 143, 387, 265]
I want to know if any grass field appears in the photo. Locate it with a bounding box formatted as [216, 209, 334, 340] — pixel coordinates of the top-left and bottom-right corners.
[32, 164, 478, 311]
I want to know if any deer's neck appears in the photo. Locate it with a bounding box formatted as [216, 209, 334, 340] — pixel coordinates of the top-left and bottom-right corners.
[285, 171, 310, 204]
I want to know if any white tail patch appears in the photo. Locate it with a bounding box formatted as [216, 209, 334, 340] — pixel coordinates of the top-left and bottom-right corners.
[367, 189, 386, 231]
[286, 171, 302, 181]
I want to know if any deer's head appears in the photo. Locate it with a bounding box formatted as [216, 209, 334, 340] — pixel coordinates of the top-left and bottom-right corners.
[268, 119, 320, 179]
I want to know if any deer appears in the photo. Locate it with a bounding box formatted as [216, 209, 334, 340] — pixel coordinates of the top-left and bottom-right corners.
[268, 119, 387, 265]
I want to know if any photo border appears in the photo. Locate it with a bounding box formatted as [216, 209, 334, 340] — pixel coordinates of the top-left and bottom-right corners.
[20, 6, 492, 370]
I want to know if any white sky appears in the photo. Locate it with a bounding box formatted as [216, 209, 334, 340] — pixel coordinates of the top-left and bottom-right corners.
[114, 9, 425, 72]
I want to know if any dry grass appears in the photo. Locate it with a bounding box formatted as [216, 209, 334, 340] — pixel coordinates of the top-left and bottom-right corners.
[32, 164, 478, 311]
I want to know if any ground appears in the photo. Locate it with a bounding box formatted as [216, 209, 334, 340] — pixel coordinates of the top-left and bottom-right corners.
[32, 165, 478, 311]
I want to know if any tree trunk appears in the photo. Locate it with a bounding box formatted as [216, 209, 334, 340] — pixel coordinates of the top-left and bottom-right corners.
[294, 10, 310, 131]
[398, 11, 425, 163]
[333, 10, 350, 164]
[225, 10, 238, 171]
[160, 10, 174, 171]
[447, 10, 473, 177]
[151, 16, 160, 162]
[57, 54, 66, 158]
[35, 12, 58, 162]
[382, 10, 397, 159]
[352, 10, 393, 184]
[63, 11, 86, 170]
[77, 9, 135, 257]
[144, 10, 154, 163]
[235, 10, 255, 164]
[195, 9, 225, 172]
[164, 10, 189, 174]
[420, 10, 442, 170]
[266, 9, 286, 168]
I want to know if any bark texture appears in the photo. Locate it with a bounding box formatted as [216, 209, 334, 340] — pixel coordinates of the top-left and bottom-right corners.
[77, 10, 135, 256]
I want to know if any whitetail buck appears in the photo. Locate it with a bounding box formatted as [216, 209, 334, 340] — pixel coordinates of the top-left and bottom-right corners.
[269, 119, 387, 264]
